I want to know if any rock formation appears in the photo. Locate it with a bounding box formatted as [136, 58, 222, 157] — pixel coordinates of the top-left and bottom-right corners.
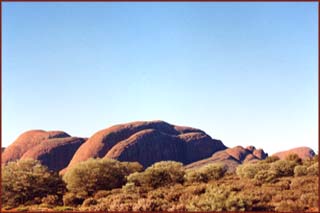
[2, 130, 70, 164]
[4, 121, 314, 175]
[63, 120, 226, 173]
[272, 146, 316, 160]
[185, 145, 268, 172]
[21, 137, 86, 171]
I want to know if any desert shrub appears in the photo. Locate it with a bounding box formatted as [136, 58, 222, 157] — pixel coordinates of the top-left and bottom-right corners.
[184, 164, 227, 183]
[41, 194, 60, 206]
[290, 176, 318, 193]
[275, 200, 305, 212]
[63, 158, 142, 198]
[271, 160, 297, 177]
[184, 184, 207, 195]
[134, 184, 185, 211]
[184, 169, 208, 183]
[122, 182, 136, 193]
[178, 184, 207, 205]
[262, 156, 280, 163]
[302, 154, 318, 167]
[1, 159, 65, 207]
[121, 161, 144, 173]
[307, 162, 318, 176]
[89, 193, 139, 211]
[62, 192, 85, 206]
[127, 161, 185, 188]
[312, 154, 318, 163]
[147, 184, 182, 201]
[93, 190, 112, 199]
[236, 163, 270, 179]
[53, 206, 73, 211]
[294, 165, 308, 177]
[126, 172, 144, 186]
[186, 184, 252, 211]
[15, 206, 29, 212]
[300, 192, 318, 208]
[285, 153, 302, 164]
[275, 179, 291, 190]
[254, 170, 277, 183]
[82, 198, 97, 207]
[132, 197, 170, 211]
[167, 203, 187, 211]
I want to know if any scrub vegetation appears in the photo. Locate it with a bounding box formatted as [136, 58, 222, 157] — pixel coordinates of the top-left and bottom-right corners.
[2, 154, 318, 212]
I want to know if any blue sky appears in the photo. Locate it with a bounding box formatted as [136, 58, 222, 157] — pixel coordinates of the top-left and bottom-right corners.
[2, 2, 318, 155]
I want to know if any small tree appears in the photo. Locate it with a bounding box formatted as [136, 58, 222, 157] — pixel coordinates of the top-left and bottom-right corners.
[307, 162, 319, 176]
[187, 184, 252, 211]
[236, 163, 270, 179]
[285, 154, 302, 165]
[184, 164, 227, 183]
[271, 160, 297, 177]
[1, 159, 65, 207]
[63, 158, 142, 198]
[294, 165, 308, 177]
[254, 170, 278, 183]
[127, 161, 185, 189]
[262, 156, 280, 163]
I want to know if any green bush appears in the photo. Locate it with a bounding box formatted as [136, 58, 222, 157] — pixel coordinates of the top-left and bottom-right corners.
[1, 159, 65, 207]
[41, 194, 60, 206]
[63, 158, 142, 198]
[127, 161, 185, 189]
[15, 206, 29, 212]
[312, 154, 318, 163]
[62, 192, 84, 206]
[82, 198, 97, 207]
[254, 170, 277, 183]
[184, 164, 227, 183]
[307, 162, 318, 176]
[126, 172, 145, 187]
[285, 154, 302, 164]
[300, 192, 318, 208]
[186, 184, 252, 211]
[275, 200, 305, 212]
[93, 190, 112, 200]
[133, 197, 170, 211]
[236, 163, 270, 179]
[89, 193, 139, 211]
[294, 165, 308, 177]
[271, 160, 297, 177]
[53, 206, 74, 211]
[262, 156, 280, 163]
[122, 182, 137, 193]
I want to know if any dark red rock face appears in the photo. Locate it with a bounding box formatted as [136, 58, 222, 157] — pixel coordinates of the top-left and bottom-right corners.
[21, 137, 86, 171]
[105, 129, 186, 167]
[179, 132, 226, 164]
[64, 120, 226, 171]
[186, 145, 268, 171]
[272, 147, 316, 160]
[2, 130, 70, 164]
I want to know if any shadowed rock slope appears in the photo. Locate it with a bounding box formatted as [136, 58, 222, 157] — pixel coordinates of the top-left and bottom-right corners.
[63, 120, 226, 173]
[272, 146, 316, 159]
[21, 137, 86, 171]
[2, 130, 70, 164]
[185, 145, 268, 172]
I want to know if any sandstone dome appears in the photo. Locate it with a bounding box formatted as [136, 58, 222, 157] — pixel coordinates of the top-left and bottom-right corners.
[63, 120, 226, 173]
[2, 130, 70, 164]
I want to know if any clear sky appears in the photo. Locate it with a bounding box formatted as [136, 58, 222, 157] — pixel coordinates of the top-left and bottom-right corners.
[2, 2, 318, 155]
